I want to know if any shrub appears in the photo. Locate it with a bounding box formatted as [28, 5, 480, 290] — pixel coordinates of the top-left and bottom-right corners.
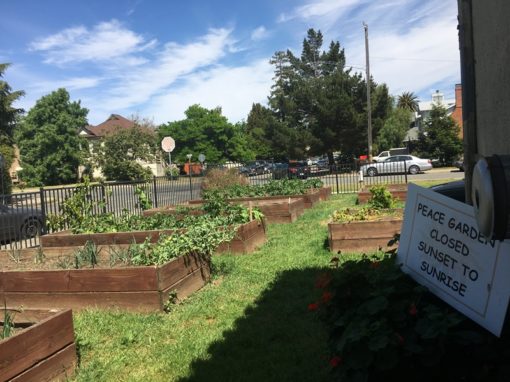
[202, 178, 324, 199]
[368, 185, 396, 209]
[164, 166, 180, 179]
[331, 207, 381, 222]
[201, 167, 249, 191]
[314, 253, 505, 382]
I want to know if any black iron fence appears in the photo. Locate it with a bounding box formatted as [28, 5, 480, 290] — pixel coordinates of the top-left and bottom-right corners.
[0, 161, 408, 250]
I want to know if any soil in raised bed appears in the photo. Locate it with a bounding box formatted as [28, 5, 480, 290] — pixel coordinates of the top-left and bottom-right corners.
[0, 245, 154, 271]
[329, 208, 403, 223]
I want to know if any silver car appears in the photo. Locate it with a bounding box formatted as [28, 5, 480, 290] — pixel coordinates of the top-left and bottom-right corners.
[361, 155, 433, 177]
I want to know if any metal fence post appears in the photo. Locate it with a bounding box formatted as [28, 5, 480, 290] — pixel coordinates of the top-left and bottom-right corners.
[152, 176, 158, 208]
[335, 165, 340, 194]
[189, 171, 193, 200]
[404, 160, 408, 184]
[39, 187, 47, 235]
[100, 184, 107, 214]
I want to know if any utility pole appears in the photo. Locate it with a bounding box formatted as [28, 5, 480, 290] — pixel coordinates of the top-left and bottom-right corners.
[363, 22, 373, 161]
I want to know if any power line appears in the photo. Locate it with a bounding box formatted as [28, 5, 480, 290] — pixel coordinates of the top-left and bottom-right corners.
[371, 56, 459, 63]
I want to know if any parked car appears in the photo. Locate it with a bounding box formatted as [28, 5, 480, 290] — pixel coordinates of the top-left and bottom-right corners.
[453, 158, 464, 172]
[0, 204, 44, 243]
[240, 161, 269, 176]
[372, 148, 409, 163]
[288, 161, 310, 179]
[272, 163, 289, 180]
[361, 155, 432, 177]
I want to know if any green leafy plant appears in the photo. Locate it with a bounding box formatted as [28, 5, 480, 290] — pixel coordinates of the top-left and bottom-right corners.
[34, 247, 46, 264]
[368, 185, 397, 209]
[202, 178, 323, 200]
[134, 185, 153, 211]
[1, 303, 16, 339]
[108, 244, 137, 267]
[73, 241, 99, 268]
[165, 167, 180, 179]
[315, 253, 497, 381]
[8, 248, 21, 263]
[163, 291, 179, 313]
[56, 255, 73, 269]
[331, 207, 381, 222]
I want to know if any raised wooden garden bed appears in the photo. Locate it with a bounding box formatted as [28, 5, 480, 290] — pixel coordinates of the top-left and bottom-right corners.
[357, 184, 407, 204]
[319, 186, 332, 201]
[145, 198, 305, 224]
[188, 188, 321, 210]
[328, 218, 403, 253]
[217, 219, 266, 254]
[0, 253, 210, 312]
[0, 309, 76, 381]
[40, 220, 266, 255]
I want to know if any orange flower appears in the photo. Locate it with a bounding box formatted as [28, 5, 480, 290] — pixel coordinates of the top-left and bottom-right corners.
[315, 272, 332, 289]
[329, 355, 342, 367]
[322, 291, 333, 303]
[409, 303, 418, 316]
[308, 302, 320, 311]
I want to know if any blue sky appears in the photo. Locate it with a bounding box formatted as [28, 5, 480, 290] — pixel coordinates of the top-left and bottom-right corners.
[1, 0, 460, 125]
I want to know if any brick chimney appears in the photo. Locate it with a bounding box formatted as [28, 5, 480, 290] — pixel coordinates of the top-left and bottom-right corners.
[451, 84, 463, 139]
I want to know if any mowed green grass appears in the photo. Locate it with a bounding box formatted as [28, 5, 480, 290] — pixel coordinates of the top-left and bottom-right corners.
[73, 194, 358, 382]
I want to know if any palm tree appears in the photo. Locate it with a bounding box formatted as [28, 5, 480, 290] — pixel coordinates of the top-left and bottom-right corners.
[397, 91, 419, 112]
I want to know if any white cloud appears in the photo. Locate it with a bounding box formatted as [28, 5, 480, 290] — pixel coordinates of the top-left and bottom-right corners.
[251, 26, 269, 41]
[345, 17, 460, 99]
[278, 0, 361, 29]
[279, 0, 460, 98]
[96, 28, 235, 111]
[128, 59, 274, 124]
[29, 19, 155, 65]
[30, 77, 102, 93]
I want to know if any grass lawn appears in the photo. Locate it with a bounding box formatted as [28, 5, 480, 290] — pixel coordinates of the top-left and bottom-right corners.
[73, 194, 359, 381]
[408, 178, 462, 188]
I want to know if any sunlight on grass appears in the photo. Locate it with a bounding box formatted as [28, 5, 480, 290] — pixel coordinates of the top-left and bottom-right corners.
[73, 194, 358, 381]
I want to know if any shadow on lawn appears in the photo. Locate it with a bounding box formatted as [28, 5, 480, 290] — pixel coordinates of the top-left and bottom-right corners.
[178, 267, 332, 382]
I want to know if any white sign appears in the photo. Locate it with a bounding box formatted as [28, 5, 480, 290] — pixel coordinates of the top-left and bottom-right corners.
[198, 154, 206, 163]
[398, 183, 510, 336]
[161, 137, 175, 153]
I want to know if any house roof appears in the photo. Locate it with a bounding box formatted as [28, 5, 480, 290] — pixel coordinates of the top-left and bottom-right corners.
[88, 114, 136, 137]
[418, 100, 455, 113]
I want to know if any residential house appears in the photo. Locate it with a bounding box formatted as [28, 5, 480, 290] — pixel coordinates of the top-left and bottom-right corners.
[405, 84, 464, 142]
[78, 114, 164, 179]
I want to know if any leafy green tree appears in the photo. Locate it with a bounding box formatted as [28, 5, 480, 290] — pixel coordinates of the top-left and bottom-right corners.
[397, 91, 419, 112]
[94, 125, 157, 181]
[158, 105, 255, 163]
[16, 88, 87, 186]
[245, 103, 307, 160]
[417, 105, 462, 165]
[376, 107, 412, 151]
[0, 63, 25, 195]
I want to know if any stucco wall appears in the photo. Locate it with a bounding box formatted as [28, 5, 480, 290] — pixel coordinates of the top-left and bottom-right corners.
[472, 1, 510, 156]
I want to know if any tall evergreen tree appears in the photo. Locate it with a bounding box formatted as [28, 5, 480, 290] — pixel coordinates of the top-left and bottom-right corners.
[0, 63, 25, 195]
[16, 88, 88, 186]
[266, 28, 391, 162]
